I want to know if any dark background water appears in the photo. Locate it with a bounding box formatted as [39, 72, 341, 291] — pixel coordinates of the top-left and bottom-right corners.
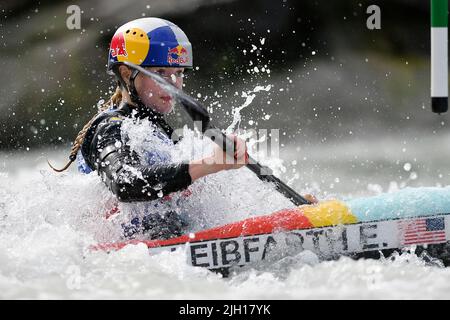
[0, 0, 445, 153]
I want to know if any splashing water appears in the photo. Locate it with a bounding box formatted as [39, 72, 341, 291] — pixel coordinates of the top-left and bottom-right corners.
[3, 138, 450, 298]
[0, 118, 297, 299]
[2, 87, 450, 298]
[113, 119, 294, 232]
[226, 85, 272, 134]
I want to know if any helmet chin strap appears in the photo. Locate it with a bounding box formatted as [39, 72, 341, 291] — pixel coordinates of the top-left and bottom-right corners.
[128, 69, 147, 109]
[113, 66, 147, 109]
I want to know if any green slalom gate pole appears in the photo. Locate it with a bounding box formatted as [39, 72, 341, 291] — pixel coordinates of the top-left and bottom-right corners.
[431, 0, 448, 114]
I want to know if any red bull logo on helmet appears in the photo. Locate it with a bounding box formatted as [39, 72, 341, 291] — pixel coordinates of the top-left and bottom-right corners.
[167, 44, 189, 65]
[110, 32, 128, 58]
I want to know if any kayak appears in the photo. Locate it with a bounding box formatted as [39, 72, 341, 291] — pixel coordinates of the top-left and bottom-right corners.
[92, 187, 450, 274]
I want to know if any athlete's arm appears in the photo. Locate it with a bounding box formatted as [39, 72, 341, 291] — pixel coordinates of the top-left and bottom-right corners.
[83, 118, 192, 202]
[188, 134, 248, 181]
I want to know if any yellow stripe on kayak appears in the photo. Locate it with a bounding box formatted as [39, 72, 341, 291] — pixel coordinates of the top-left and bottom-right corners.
[301, 200, 358, 227]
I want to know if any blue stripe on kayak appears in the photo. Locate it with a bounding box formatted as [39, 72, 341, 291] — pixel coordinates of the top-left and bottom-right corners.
[346, 187, 450, 221]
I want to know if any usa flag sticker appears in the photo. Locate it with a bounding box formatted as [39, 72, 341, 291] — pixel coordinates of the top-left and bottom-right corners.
[398, 217, 447, 246]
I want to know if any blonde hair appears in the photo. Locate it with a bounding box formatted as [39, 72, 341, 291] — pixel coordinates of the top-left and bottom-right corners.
[47, 86, 123, 172]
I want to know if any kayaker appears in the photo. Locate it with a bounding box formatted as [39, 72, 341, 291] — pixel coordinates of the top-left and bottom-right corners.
[49, 17, 316, 240]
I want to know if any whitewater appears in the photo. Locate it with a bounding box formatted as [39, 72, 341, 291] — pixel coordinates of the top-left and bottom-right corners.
[3, 128, 450, 299]
[3, 82, 450, 299]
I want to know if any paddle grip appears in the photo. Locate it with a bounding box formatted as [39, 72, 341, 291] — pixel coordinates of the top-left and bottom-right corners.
[204, 128, 310, 206]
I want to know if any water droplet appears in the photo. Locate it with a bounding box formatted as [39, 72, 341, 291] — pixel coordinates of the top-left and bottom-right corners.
[403, 163, 411, 171]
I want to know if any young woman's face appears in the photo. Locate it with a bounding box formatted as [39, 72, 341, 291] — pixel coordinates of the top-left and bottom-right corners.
[134, 67, 184, 114]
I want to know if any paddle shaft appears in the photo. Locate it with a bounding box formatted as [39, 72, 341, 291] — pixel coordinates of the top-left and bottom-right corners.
[204, 126, 310, 206]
